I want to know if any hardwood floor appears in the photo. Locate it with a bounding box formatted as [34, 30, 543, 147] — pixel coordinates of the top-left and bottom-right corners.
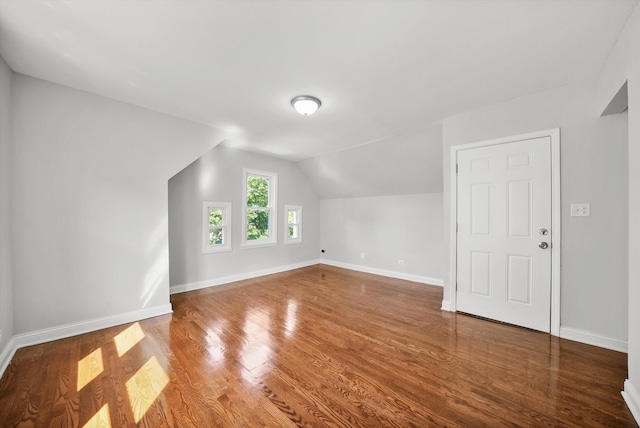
[0, 265, 636, 427]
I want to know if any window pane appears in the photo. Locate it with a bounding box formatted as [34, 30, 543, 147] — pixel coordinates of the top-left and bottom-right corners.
[288, 210, 297, 224]
[209, 209, 223, 226]
[209, 227, 223, 245]
[289, 225, 298, 239]
[247, 176, 269, 207]
[247, 209, 269, 240]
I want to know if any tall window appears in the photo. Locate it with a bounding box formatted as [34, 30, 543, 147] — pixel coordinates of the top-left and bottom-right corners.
[242, 169, 277, 248]
[202, 202, 232, 253]
[284, 205, 302, 244]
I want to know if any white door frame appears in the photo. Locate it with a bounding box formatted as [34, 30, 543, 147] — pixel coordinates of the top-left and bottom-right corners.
[447, 128, 561, 336]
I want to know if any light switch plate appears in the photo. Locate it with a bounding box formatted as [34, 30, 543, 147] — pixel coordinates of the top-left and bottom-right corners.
[570, 203, 591, 217]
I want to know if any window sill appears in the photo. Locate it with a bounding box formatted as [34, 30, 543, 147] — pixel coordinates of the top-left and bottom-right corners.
[241, 241, 278, 250]
[202, 247, 232, 254]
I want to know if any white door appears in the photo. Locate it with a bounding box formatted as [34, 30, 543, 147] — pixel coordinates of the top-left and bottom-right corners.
[456, 136, 552, 332]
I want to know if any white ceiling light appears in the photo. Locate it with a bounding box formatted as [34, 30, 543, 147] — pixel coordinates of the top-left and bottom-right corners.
[291, 95, 321, 116]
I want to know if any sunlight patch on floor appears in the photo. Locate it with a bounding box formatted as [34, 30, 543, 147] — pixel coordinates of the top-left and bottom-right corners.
[126, 355, 170, 423]
[77, 347, 104, 391]
[114, 322, 146, 357]
[82, 403, 111, 428]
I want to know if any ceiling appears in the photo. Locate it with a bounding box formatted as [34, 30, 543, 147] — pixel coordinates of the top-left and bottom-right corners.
[0, 0, 636, 162]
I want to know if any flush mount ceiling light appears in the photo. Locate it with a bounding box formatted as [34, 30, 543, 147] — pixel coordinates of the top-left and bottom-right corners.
[291, 95, 321, 116]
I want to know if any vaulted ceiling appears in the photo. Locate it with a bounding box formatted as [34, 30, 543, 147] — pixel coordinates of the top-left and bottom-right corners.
[0, 0, 636, 164]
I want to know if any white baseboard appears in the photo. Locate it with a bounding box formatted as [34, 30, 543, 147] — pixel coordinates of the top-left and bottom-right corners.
[441, 300, 452, 311]
[170, 259, 322, 294]
[13, 304, 173, 350]
[0, 336, 17, 381]
[622, 380, 640, 424]
[321, 259, 444, 286]
[0, 304, 172, 380]
[559, 326, 627, 353]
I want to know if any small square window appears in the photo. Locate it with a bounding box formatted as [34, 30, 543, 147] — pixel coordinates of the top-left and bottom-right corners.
[284, 205, 302, 244]
[203, 202, 232, 253]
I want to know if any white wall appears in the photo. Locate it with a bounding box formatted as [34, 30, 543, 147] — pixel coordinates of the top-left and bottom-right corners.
[442, 81, 629, 344]
[168, 145, 320, 288]
[628, 7, 640, 421]
[628, 7, 640, 419]
[297, 124, 442, 199]
[601, 3, 640, 421]
[0, 56, 13, 357]
[320, 193, 445, 284]
[11, 75, 226, 334]
[298, 124, 445, 284]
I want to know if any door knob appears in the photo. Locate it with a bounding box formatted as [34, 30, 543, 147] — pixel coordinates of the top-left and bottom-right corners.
[538, 242, 549, 249]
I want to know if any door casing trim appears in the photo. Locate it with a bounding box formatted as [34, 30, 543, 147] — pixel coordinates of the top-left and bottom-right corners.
[447, 128, 561, 336]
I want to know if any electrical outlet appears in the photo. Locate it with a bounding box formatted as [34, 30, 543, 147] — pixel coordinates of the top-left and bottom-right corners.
[397, 259, 405, 265]
[570, 203, 591, 217]
[360, 252, 365, 259]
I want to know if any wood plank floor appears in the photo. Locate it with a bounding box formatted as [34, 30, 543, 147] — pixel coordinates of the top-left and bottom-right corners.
[0, 265, 636, 427]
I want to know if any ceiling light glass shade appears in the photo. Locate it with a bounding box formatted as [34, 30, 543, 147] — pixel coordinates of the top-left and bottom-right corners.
[291, 95, 321, 116]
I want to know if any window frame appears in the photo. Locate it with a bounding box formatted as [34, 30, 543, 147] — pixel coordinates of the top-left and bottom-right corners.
[242, 168, 278, 248]
[284, 205, 302, 245]
[202, 201, 232, 254]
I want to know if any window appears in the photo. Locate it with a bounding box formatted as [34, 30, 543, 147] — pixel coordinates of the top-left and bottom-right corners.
[284, 205, 302, 244]
[242, 169, 277, 248]
[202, 202, 232, 253]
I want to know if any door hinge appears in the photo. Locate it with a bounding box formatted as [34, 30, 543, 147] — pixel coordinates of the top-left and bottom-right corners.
[456, 164, 458, 173]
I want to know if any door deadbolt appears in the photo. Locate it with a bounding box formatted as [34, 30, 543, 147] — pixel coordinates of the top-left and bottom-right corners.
[538, 242, 549, 249]
[539, 228, 548, 235]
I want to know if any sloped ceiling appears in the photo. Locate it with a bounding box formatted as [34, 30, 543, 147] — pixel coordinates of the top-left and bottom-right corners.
[298, 123, 442, 199]
[0, 0, 636, 197]
[0, 0, 636, 161]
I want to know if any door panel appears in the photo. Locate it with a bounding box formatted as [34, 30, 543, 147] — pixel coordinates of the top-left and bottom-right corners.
[507, 255, 531, 304]
[456, 137, 552, 332]
[470, 252, 491, 296]
[508, 180, 531, 237]
[471, 183, 491, 235]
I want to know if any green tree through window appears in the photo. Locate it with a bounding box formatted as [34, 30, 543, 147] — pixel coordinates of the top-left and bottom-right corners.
[284, 205, 302, 244]
[242, 169, 277, 247]
[246, 176, 270, 240]
[209, 209, 223, 245]
[203, 202, 231, 253]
